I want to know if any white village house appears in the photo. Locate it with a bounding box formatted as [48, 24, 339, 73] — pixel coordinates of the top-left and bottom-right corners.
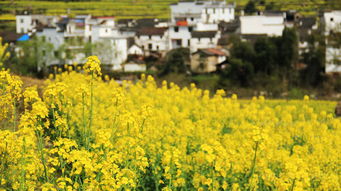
[190, 48, 227, 73]
[322, 10, 341, 73]
[18, 14, 132, 71]
[168, 1, 234, 51]
[239, 12, 285, 37]
[135, 27, 169, 55]
[16, 14, 58, 34]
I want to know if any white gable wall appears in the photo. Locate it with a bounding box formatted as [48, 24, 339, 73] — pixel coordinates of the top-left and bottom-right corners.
[201, 6, 235, 23]
[36, 28, 65, 50]
[240, 15, 285, 36]
[326, 47, 341, 73]
[323, 11, 341, 36]
[190, 32, 220, 53]
[169, 26, 192, 49]
[16, 15, 34, 33]
[128, 45, 143, 55]
[135, 34, 168, 52]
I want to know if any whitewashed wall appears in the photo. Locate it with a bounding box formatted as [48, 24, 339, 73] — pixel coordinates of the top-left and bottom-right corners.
[16, 15, 34, 33]
[169, 26, 192, 49]
[240, 15, 284, 36]
[124, 63, 146, 72]
[128, 45, 143, 55]
[326, 47, 341, 73]
[135, 34, 168, 52]
[37, 28, 65, 50]
[323, 11, 341, 36]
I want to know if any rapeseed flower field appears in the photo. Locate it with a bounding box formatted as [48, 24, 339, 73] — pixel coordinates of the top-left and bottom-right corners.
[0, 56, 340, 190]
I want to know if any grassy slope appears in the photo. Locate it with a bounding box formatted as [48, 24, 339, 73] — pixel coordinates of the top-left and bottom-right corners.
[1, 0, 341, 21]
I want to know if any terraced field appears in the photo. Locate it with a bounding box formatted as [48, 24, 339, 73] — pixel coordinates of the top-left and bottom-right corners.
[1, 0, 341, 21]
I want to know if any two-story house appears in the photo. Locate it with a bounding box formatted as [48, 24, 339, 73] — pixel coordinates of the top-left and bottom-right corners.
[168, 1, 234, 51]
[135, 27, 168, 55]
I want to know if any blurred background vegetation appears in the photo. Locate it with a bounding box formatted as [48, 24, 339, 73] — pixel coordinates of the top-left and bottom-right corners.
[1, 0, 341, 21]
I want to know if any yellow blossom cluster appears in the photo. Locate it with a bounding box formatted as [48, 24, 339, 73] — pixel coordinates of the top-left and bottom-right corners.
[0, 37, 10, 67]
[0, 56, 340, 190]
[83, 56, 102, 76]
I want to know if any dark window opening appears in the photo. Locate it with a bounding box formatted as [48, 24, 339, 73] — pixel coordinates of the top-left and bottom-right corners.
[20, 19, 24, 23]
[188, 27, 193, 32]
[331, 18, 334, 22]
[149, 35, 152, 39]
[156, 45, 159, 50]
[148, 43, 152, 50]
[174, 27, 179, 32]
[188, 39, 191, 46]
[176, 39, 182, 46]
[191, 17, 194, 21]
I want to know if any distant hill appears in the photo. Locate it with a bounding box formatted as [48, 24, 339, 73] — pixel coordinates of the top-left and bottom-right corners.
[0, 0, 341, 21]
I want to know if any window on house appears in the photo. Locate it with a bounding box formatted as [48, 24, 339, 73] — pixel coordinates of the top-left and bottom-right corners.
[176, 39, 182, 46]
[48, 37, 51, 42]
[331, 18, 334, 22]
[191, 17, 194, 21]
[42, 50, 46, 57]
[20, 19, 24, 23]
[198, 38, 201, 43]
[148, 43, 152, 50]
[105, 29, 108, 33]
[89, 25, 92, 31]
[156, 45, 159, 50]
[188, 39, 191, 46]
[188, 27, 193, 32]
[174, 27, 179, 32]
[149, 35, 152, 39]
[213, 8, 216, 14]
[21, 28, 24, 33]
[142, 45, 144, 50]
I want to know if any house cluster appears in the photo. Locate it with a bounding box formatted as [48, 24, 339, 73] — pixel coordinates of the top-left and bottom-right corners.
[11, 1, 341, 73]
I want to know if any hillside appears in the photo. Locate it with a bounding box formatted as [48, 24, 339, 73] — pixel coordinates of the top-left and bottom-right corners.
[1, 0, 341, 21]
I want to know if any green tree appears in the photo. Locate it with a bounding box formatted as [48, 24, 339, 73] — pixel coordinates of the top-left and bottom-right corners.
[224, 58, 254, 87]
[244, 0, 257, 14]
[159, 48, 190, 76]
[301, 33, 325, 87]
[7, 36, 53, 76]
[254, 37, 278, 75]
[277, 28, 299, 87]
[230, 39, 256, 64]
